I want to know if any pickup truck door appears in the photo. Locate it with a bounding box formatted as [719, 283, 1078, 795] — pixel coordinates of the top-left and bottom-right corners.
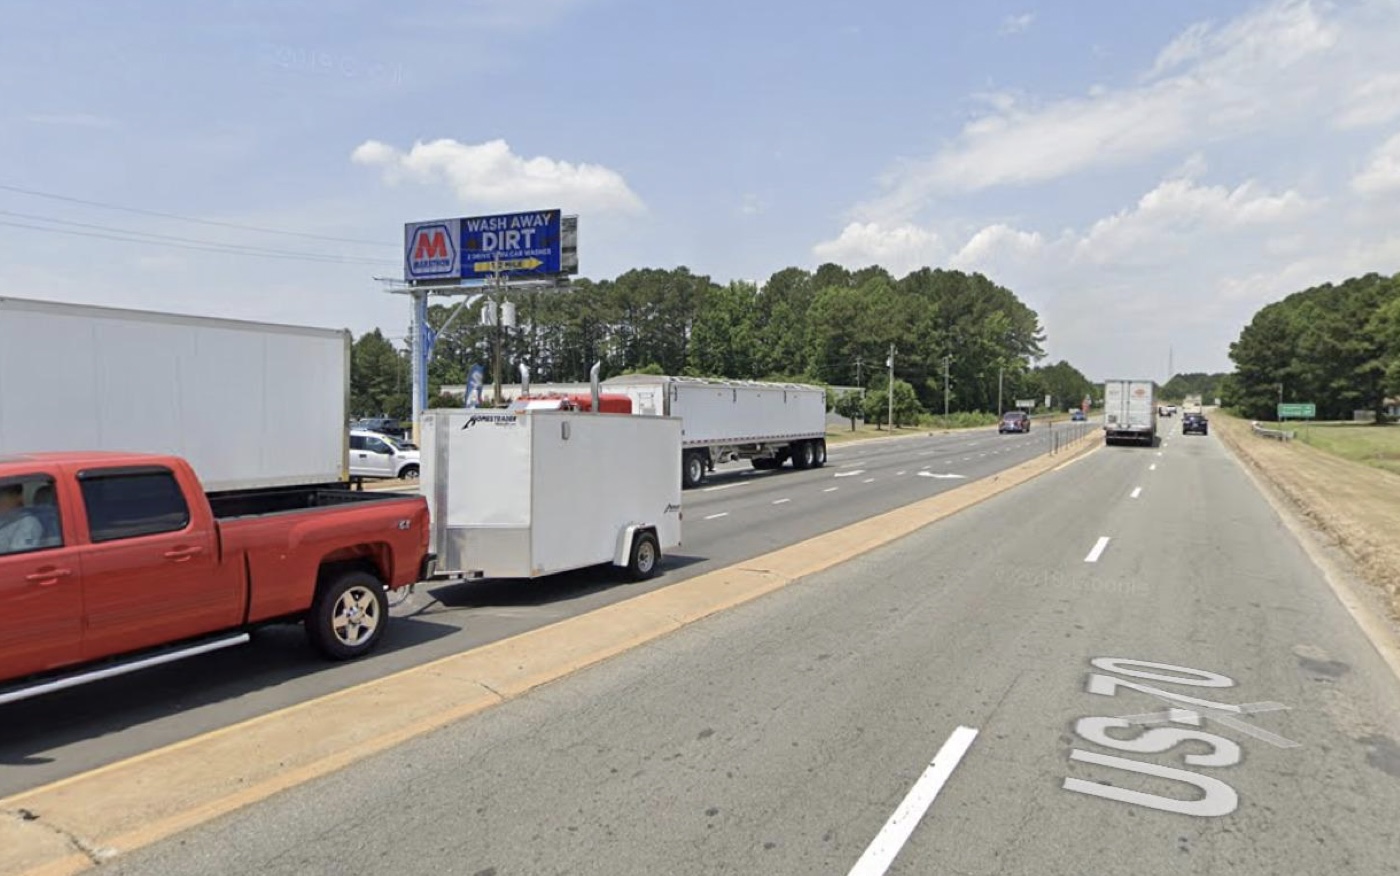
[0, 472, 84, 679]
[350, 434, 396, 478]
[75, 465, 240, 659]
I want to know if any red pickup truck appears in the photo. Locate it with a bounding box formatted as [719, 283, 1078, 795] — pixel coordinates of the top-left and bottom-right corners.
[0, 452, 431, 703]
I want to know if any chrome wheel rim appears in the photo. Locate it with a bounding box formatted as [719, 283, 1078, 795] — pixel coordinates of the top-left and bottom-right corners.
[332, 585, 381, 646]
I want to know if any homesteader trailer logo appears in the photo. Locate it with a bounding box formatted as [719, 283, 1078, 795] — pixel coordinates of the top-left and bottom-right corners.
[462, 413, 519, 429]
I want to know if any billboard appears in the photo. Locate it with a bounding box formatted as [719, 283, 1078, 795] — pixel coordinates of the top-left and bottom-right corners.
[404, 211, 576, 282]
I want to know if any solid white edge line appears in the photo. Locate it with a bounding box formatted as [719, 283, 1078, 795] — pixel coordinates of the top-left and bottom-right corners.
[703, 512, 729, 520]
[1084, 536, 1111, 563]
[847, 725, 980, 876]
[1130, 487, 1142, 499]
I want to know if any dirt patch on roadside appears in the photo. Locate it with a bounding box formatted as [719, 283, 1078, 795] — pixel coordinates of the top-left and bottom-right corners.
[1215, 413, 1400, 620]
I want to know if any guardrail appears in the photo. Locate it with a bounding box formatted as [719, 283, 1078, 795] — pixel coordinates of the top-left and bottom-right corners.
[1048, 420, 1097, 455]
[1251, 422, 1295, 441]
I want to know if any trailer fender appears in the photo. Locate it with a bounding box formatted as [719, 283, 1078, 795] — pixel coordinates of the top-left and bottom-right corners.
[614, 524, 655, 567]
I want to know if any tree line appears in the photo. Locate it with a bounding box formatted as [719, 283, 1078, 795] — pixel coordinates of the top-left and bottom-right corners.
[351, 263, 1099, 421]
[1226, 271, 1400, 420]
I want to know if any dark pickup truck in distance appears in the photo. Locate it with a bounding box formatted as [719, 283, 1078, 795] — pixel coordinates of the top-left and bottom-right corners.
[0, 452, 431, 704]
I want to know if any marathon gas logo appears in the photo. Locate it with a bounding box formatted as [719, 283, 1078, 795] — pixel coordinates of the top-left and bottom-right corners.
[404, 220, 460, 280]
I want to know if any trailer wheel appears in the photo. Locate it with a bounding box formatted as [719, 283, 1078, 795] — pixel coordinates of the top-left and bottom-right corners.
[306, 570, 389, 660]
[813, 439, 827, 468]
[626, 531, 661, 581]
[792, 440, 816, 470]
[682, 451, 706, 489]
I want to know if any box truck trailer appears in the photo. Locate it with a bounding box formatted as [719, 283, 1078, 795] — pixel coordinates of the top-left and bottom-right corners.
[602, 375, 828, 488]
[0, 297, 351, 492]
[1103, 379, 1158, 446]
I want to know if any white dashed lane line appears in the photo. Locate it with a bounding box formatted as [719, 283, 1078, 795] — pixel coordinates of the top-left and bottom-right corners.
[1130, 487, 1142, 499]
[824, 487, 839, 493]
[1084, 536, 1111, 563]
[704, 512, 729, 521]
[772, 498, 791, 505]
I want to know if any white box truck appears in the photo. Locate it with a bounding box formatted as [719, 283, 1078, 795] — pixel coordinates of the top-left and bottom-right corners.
[1103, 379, 1158, 446]
[0, 297, 351, 491]
[602, 375, 828, 487]
[419, 409, 682, 582]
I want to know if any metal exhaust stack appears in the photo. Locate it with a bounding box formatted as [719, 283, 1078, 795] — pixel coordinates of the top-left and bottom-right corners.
[589, 361, 602, 413]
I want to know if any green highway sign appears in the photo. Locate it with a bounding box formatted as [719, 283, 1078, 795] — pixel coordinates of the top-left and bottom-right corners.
[1277, 402, 1316, 419]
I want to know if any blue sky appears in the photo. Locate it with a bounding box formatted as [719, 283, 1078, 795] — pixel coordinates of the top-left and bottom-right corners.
[3, 0, 1400, 380]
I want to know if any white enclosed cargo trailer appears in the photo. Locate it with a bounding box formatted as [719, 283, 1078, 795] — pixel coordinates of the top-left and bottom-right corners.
[420, 409, 682, 582]
[602, 375, 828, 487]
[1103, 379, 1158, 446]
[0, 297, 351, 492]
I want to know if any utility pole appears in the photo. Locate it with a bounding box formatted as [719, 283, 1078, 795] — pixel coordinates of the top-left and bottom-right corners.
[886, 345, 895, 431]
[997, 364, 1004, 416]
[943, 354, 952, 425]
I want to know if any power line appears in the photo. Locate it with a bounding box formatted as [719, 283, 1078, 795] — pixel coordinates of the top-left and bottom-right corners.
[0, 209, 394, 265]
[0, 218, 400, 268]
[0, 181, 397, 247]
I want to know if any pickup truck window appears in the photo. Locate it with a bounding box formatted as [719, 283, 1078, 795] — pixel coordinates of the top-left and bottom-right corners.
[79, 468, 191, 543]
[0, 474, 62, 555]
[349, 434, 368, 451]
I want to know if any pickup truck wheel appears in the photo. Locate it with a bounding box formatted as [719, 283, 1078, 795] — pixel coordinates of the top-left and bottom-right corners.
[627, 531, 661, 582]
[307, 571, 389, 660]
[398, 463, 419, 480]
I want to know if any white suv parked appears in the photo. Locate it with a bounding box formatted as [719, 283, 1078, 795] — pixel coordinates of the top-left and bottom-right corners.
[349, 429, 420, 480]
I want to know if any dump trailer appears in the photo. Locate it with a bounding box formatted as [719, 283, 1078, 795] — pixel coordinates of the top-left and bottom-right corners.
[602, 375, 829, 487]
[1103, 379, 1158, 446]
[0, 297, 351, 491]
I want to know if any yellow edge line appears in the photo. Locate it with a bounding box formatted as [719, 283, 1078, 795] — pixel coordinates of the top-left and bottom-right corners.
[1, 433, 1098, 876]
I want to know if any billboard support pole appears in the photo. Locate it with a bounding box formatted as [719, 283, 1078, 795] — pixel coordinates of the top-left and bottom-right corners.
[411, 288, 428, 446]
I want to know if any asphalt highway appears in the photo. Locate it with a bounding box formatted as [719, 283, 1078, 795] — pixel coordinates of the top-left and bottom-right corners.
[0, 421, 1093, 796]
[95, 419, 1400, 875]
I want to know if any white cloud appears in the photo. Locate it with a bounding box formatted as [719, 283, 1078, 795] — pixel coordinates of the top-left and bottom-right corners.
[811, 222, 942, 275]
[1000, 13, 1035, 35]
[738, 193, 766, 216]
[950, 224, 1046, 270]
[351, 138, 645, 214]
[1352, 132, 1400, 196]
[1148, 21, 1213, 78]
[859, 0, 1384, 216]
[1334, 73, 1400, 129]
[1076, 178, 1315, 264]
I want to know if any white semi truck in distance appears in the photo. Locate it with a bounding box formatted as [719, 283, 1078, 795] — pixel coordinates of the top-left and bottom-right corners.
[0, 297, 352, 492]
[602, 375, 829, 488]
[1103, 379, 1158, 447]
